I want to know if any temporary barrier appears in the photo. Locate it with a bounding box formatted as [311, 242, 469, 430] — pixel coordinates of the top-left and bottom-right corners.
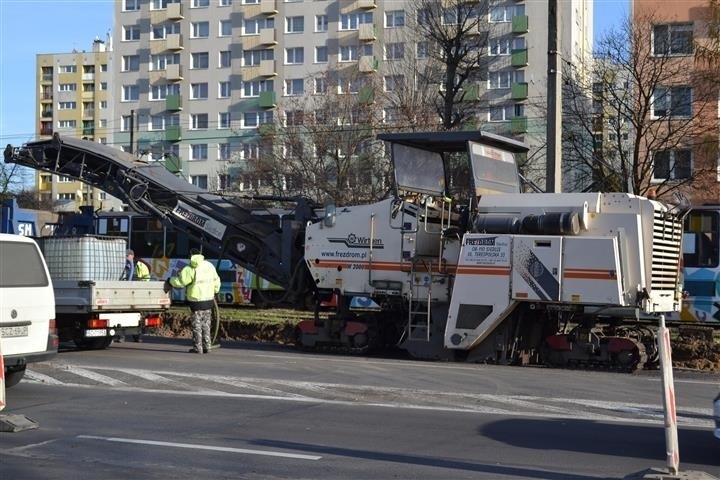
[657, 314, 679, 475]
[0, 332, 5, 411]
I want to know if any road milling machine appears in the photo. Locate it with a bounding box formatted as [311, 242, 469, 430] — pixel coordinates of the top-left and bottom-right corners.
[4, 131, 684, 371]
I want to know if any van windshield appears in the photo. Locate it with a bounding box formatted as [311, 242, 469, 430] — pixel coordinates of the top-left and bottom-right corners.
[0, 241, 50, 287]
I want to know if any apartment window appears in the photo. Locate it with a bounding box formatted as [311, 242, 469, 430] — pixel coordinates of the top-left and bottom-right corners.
[218, 144, 232, 162]
[152, 22, 181, 39]
[243, 17, 274, 35]
[219, 20, 233, 36]
[242, 111, 273, 128]
[219, 112, 231, 129]
[192, 0, 209, 7]
[490, 5, 523, 23]
[57, 175, 73, 183]
[243, 49, 273, 66]
[190, 113, 209, 130]
[121, 115, 133, 131]
[653, 23, 693, 56]
[58, 120, 77, 128]
[315, 45, 328, 63]
[489, 38, 511, 56]
[340, 12, 373, 31]
[191, 83, 209, 99]
[220, 0, 232, 5]
[488, 71, 515, 89]
[242, 0, 258, 3]
[123, 25, 141, 41]
[192, 21, 210, 38]
[316, 14, 328, 32]
[384, 43, 404, 60]
[150, 115, 165, 131]
[219, 81, 231, 98]
[417, 41, 429, 59]
[242, 79, 273, 97]
[190, 175, 208, 190]
[122, 85, 139, 101]
[339, 45, 358, 62]
[190, 144, 209, 161]
[57, 193, 75, 201]
[285, 110, 304, 126]
[59, 65, 77, 73]
[150, 83, 180, 100]
[384, 107, 399, 124]
[489, 105, 520, 122]
[285, 78, 304, 96]
[219, 50, 232, 67]
[100, 100, 107, 109]
[191, 52, 210, 69]
[151, 53, 180, 70]
[385, 10, 405, 28]
[122, 55, 140, 72]
[653, 149, 691, 180]
[314, 77, 327, 94]
[653, 86, 692, 118]
[151, 0, 180, 8]
[240, 143, 260, 159]
[58, 101, 77, 110]
[383, 75, 403, 92]
[124, 0, 140, 10]
[286, 16, 304, 33]
[285, 47, 304, 64]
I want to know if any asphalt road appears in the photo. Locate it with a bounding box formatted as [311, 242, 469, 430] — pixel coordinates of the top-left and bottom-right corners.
[1, 337, 719, 480]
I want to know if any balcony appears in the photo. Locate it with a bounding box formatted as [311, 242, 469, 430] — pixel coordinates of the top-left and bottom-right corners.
[511, 116, 528, 134]
[165, 125, 182, 142]
[358, 55, 378, 72]
[41, 93, 53, 102]
[359, 86, 375, 104]
[166, 33, 184, 51]
[260, 28, 277, 45]
[357, 0, 376, 9]
[258, 90, 276, 108]
[260, 0, 277, 15]
[82, 127, 95, 137]
[511, 48, 528, 67]
[461, 83, 480, 101]
[82, 109, 95, 118]
[512, 15, 529, 34]
[259, 59, 277, 77]
[166, 94, 182, 111]
[40, 127, 53, 136]
[359, 23, 376, 41]
[150, 2, 183, 23]
[41, 109, 53, 118]
[511, 82, 528, 100]
[166, 63, 183, 81]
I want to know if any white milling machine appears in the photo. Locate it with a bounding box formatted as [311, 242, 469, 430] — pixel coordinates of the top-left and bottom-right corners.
[301, 131, 684, 371]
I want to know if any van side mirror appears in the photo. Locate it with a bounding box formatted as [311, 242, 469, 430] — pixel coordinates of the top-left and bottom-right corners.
[324, 202, 336, 228]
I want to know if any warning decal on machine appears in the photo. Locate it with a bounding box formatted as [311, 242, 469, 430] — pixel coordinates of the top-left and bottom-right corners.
[462, 235, 510, 266]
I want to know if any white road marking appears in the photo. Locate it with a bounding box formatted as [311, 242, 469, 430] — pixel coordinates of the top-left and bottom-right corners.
[63, 366, 127, 386]
[76, 435, 321, 460]
[24, 370, 65, 385]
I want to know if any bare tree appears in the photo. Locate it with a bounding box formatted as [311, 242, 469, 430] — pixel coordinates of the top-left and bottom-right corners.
[235, 69, 392, 205]
[404, 0, 490, 130]
[561, 14, 719, 198]
[0, 163, 33, 205]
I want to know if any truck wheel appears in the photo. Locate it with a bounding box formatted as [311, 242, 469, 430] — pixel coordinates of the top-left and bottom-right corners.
[75, 337, 112, 350]
[5, 366, 26, 388]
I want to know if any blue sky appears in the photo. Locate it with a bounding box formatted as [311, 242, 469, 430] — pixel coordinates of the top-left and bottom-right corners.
[0, 0, 628, 151]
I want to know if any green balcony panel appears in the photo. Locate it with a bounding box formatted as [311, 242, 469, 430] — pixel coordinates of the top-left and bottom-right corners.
[511, 116, 528, 134]
[166, 125, 182, 142]
[359, 86, 375, 104]
[511, 49, 528, 67]
[259, 90, 276, 108]
[461, 83, 480, 102]
[166, 94, 182, 111]
[82, 128, 94, 137]
[164, 155, 182, 174]
[511, 82, 528, 100]
[512, 15, 529, 34]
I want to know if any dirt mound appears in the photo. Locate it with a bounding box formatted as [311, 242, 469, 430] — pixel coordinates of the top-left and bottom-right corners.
[671, 327, 720, 372]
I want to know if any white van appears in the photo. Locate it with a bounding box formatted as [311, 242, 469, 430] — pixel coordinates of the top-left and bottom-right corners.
[0, 234, 58, 387]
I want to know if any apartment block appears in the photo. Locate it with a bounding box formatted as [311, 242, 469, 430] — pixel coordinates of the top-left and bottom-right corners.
[113, 0, 593, 193]
[633, 0, 720, 204]
[36, 38, 123, 211]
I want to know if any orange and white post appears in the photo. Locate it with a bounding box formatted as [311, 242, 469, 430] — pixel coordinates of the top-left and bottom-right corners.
[657, 314, 679, 475]
[0, 332, 5, 411]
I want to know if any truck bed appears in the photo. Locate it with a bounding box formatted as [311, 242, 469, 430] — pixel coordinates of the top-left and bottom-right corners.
[53, 280, 170, 314]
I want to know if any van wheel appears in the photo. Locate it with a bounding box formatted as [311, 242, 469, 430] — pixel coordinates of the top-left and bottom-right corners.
[5, 366, 26, 388]
[75, 338, 112, 350]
